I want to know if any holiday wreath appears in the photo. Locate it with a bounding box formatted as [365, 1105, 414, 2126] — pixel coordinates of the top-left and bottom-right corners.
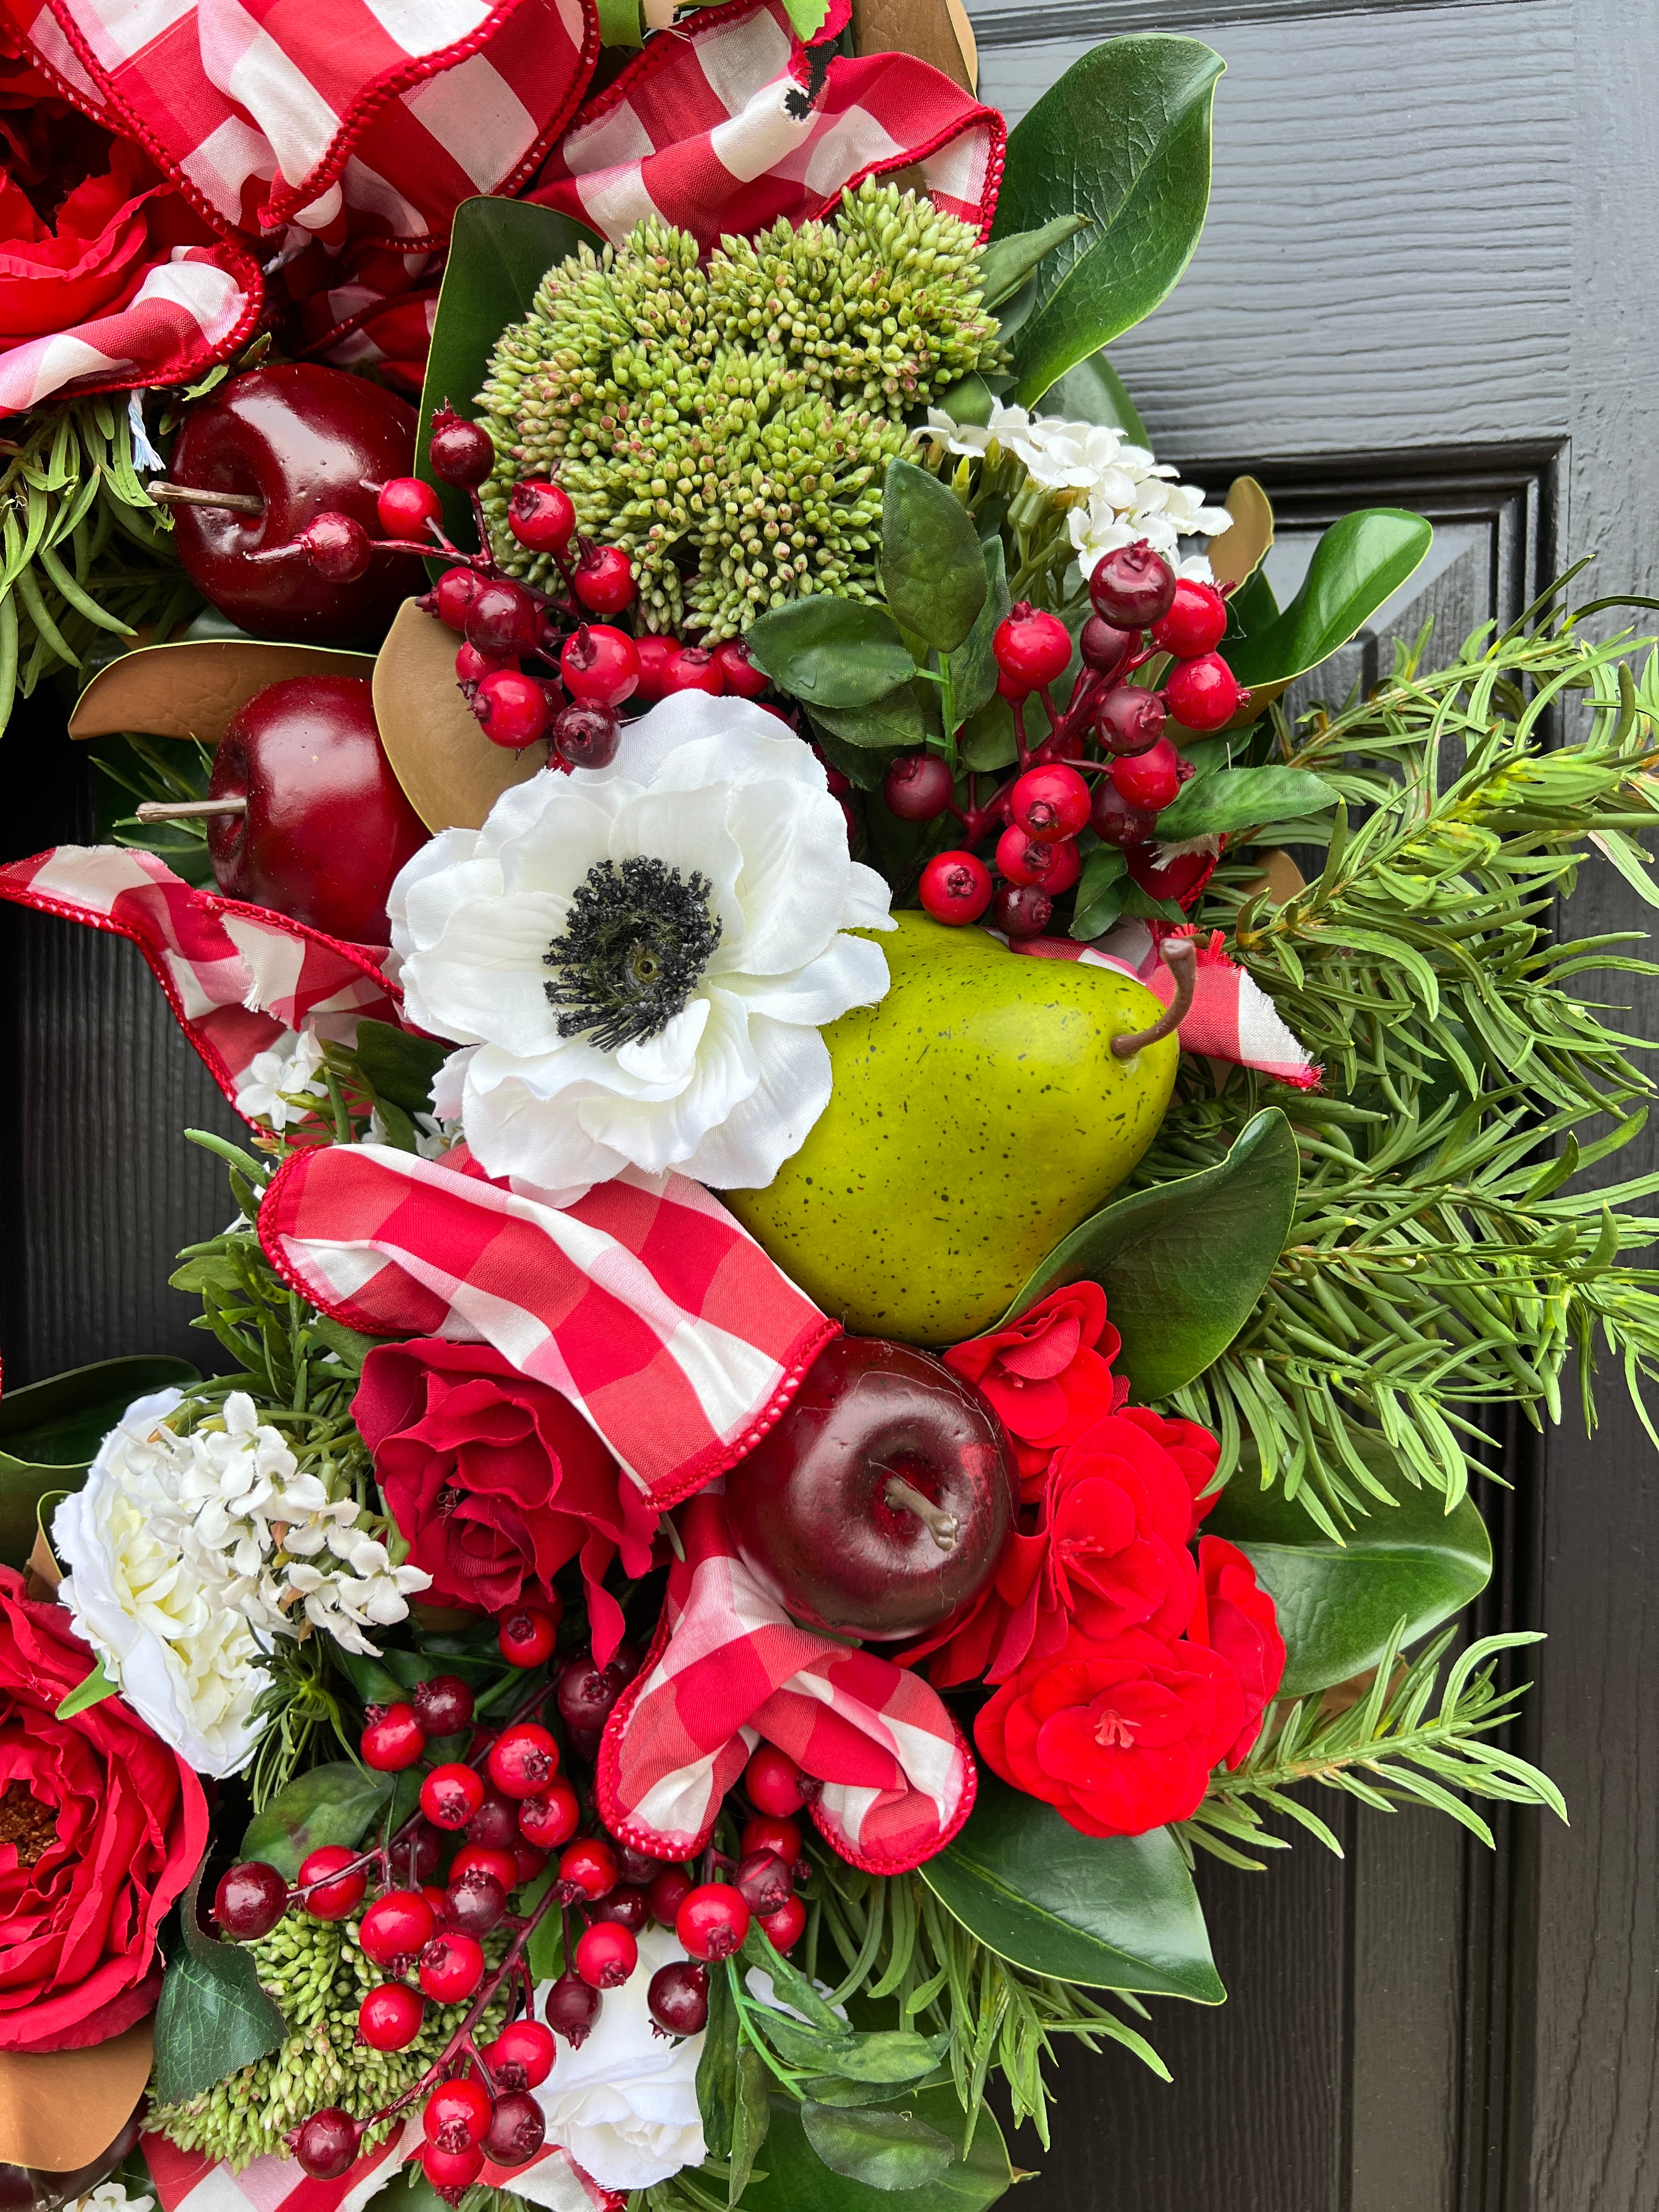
[0, 4, 1654, 2211]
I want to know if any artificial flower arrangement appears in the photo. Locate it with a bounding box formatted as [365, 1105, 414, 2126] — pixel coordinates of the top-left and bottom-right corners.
[2, 7, 1658, 2212]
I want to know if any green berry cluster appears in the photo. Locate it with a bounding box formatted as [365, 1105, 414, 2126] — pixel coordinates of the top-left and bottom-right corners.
[149, 1911, 510, 2170]
[477, 182, 1000, 639]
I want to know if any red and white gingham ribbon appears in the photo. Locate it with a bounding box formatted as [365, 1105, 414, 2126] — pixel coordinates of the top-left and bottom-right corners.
[142, 2118, 618, 2212]
[599, 1486, 974, 1874]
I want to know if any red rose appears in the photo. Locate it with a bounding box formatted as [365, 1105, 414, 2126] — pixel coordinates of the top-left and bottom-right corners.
[0, 1566, 207, 2052]
[975, 1623, 1245, 1838]
[1188, 1536, 1285, 1767]
[944, 1283, 1125, 1488]
[354, 1338, 657, 1663]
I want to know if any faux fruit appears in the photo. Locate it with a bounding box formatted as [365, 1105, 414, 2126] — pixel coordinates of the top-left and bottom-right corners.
[162, 365, 424, 641]
[723, 912, 1181, 1342]
[205, 677, 428, 943]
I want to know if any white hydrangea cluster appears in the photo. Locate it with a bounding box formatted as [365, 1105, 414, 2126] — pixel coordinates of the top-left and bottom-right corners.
[234, 1025, 329, 1131]
[918, 400, 1233, 579]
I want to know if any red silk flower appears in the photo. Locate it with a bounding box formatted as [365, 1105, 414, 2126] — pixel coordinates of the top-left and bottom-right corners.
[0, 136, 172, 351]
[354, 1338, 658, 1664]
[943, 1283, 1125, 1488]
[0, 1566, 207, 2052]
[1189, 1535, 1287, 1768]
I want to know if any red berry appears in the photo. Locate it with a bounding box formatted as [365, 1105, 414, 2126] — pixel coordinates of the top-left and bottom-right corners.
[360, 1889, 437, 1967]
[575, 1920, 638, 1989]
[425, 2078, 493, 2152]
[467, 1787, 520, 1850]
[467, 579, 541, 659]
[419, 1931, 486, 2003]
[918, 851, 993, 927]
[214, 1860, 289, 1940]
[488, 1722, 560, 1800]
[995, 824, 1060, 889]
[675, 1882, 751, 1961]
[759, 1894, 806, 1951]
[561, 624, 639, 708]
[883, 751, 954, 823]
[359, 1980, 425, 2051]
[1038, 838, 1080, 896]
[508, 478, 576, 555]
[1080, 615, 1134, 676]
[633, 635, 679, 704]
[297, 1846, 365, 1921]
[646, 1865, 694, 1926]
[588, 1883, 649, 1933]
[647, 1959, 709, 2036]
[556, 1645, 642, 1737]
[360, 1702, 427, 1772]
[994, 882, 1054, 938]
[483, 2092, 548, 2168]
[992, 603, 1071, 693]
[1090, 781, 1158, 848]
[1163, 652, 1244, 731]
[551, 701, 621, 770]
[745, 1745, 808, 1817]
[300, 512, 371, 584]
[1152, 579, 1228, 659]
[450, 1843, 520, 1892]
[512, 1842, 548, 1883]
[473, 668, 550, 750]
[714, 637, 769, 698]
[422, 2140, 483, 2200]
[455, 641, 516, 685]
[545, 1970, 602, 2046]
[557, 1837, 619, 1903]
[520, 1779, 582, 1851]
[1088, 540, 1177, 628]
[1009, 764, 1090, 843]
[414, 1675, 476, 1740]
[741, 1815, 803, 1866]
[435, 565, 480, 633]
[1095, 685, 1167, 757]
[377, 477, 442, 539]
[1111, 737, 1182, 812]
[661, 645, 725, 696]
[422, 1763, 486, 1832]
[391, 1822, 445, 1887]
[735, 1849, 793, 1916]
[573, 545, 636, 616]
[483, 2018, 557, 2091]
[429, 405, 494, 488]
[613, 1842, 664, 1884]
[295, 2109, 360, 2179]
[498, 1601, 560, 1667]
[443, 1871, 507, 1937]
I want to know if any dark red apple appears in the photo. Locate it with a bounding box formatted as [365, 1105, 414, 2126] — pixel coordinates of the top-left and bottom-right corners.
[725, 1338, 1015, 1640]
[166, 365, 424, 640]
[207, 676, 428, 943]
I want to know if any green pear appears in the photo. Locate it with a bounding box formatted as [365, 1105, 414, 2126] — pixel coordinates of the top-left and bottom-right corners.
[723, 912, 1179, 1345]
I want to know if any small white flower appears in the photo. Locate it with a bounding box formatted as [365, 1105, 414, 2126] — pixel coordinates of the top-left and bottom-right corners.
[390, 693, 895, 1200]
[235, 1025, 328, 1131]
[365, 1105, 461, 1159]
[64, 2185, 154, 2212]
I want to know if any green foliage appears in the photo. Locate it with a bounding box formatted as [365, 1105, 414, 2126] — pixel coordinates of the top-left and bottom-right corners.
[720, 2089, 1011, 2212]
[240, 1760, 394, 1878]
[1154, 765, 1339, 840]
[1031, 348, 1149, 441]
[879, 461, 986, 654]
[745, 599, 918, 709]
[152, 1866, 286, 2108]
[1224, 509, 1434, 692]
[90, 730, 216, 883]
[0, 1352, 198, 1567]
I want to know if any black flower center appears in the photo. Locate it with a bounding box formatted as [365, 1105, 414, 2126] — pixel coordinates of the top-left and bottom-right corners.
[544, 855, 723, 1052]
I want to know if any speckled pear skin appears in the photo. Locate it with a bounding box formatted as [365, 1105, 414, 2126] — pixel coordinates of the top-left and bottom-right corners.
[723, 912, 1179, 1346]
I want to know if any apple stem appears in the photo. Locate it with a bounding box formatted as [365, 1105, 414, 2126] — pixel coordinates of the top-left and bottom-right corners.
[134, 797, 247, 821]
[146, 479, 265, 517]
[882, 1475, 960, 1553]
[1110, 936, 1198, 1059]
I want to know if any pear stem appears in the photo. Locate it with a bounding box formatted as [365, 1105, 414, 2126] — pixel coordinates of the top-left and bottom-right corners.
[134, 797, 247, 821]
[882, 1475, 960, 1553]
[1111, 935, 1198, 1059]
[146, 479, 265, 516]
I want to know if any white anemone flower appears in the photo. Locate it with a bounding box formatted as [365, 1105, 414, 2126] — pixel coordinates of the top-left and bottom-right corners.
[388, 693, 895, 1201]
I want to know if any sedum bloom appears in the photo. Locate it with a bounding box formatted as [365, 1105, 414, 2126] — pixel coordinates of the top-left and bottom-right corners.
[390, 693, 893, 1201]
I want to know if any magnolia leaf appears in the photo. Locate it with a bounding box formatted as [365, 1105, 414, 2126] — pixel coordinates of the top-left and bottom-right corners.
[946, 537, 1012, 724]
[1207, 1440, 1493, 1697]
[151, 1864, 286, 2107]
[977, 214, 1091, 309]
[994, 37, 1224, 405]
[1032, 348, 1148, 442]
[55, 1655, 117, 1719]
[1209, 477, 1275, 594]
[0, 1354, 199, 1570]
[353, 1017, 449, 1116]
[1154, 766, 1339, 840]
[240, 1760, 392, 1878]
[746, 598, 918, 708]
[67, 639, 375, 747]
[1001, 1107, 1299, 1401]
[374, 599, 546, 832]
[802, 2104, 955, 2192]
[919, 1775, 1223, 1999]
[1226, 509, 1434, 691]
[879, 461, 986, 653]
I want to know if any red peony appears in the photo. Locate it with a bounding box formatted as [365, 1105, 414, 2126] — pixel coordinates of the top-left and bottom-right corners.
[1189, 1536, 1286, 1767]
[354, 1338, 657, 1663]
[943, 1283, 1125, 1488]
[974, 1623, 1245, 1838]
[0, 1566, 208, 2052]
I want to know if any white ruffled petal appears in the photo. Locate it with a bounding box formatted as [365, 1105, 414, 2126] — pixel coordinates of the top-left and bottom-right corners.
[685, 1014, 833, 1190]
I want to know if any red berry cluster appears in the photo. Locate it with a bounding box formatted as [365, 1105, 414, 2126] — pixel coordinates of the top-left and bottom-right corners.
[893, 540, 1247, 938]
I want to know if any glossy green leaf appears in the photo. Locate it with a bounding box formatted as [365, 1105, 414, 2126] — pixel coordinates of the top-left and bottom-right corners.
[919, 1775, 1223, 2000]
[1226, 510, 1434, 690]
[746, 597, 918, 708]
[697, 1957, 742, 2162]
[994, 37, 1224, 406]
[755, 2015, 944, 2085]
[1001, 1108, 1299, 1401]
[1207, 1440, 1493, 1698]
[978, 215, 1091, 309]
[958, 693, 1017, 771]
[152, 1864, 286, 2106]
[946, 537, 1012, 725]
[803, 2103, 955, 2192]
[1071, 844, 1128, 940]
[730, 2042, 772, 2205]
[742, 2089, 1011, 2212]
[1154, 766, 1340, 840]
[810, 684, 932, 750]
[240, 1760, 392, 1879]
[0, 1354, 199, 1568]
[880, 461, 987, 653]
[1034, 349, 1149, 443]
[417, 196, 599, 556]
[353, 1018, 449, 1116]
[930, 373, 995, 428]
